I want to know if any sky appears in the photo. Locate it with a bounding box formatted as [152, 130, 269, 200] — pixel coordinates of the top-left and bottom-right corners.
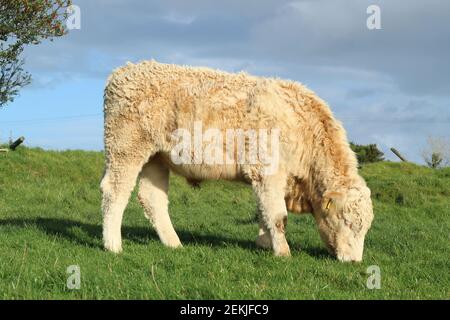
[0, 0, 449, 163]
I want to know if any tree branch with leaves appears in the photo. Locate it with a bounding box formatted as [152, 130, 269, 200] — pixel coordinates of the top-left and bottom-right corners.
[0, 0, 72, 108]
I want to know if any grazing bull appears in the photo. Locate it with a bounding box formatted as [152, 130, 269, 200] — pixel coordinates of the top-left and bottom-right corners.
[101, 60, 373, 261]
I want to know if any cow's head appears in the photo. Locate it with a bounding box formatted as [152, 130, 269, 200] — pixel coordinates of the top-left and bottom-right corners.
[314, 183, 373, 262]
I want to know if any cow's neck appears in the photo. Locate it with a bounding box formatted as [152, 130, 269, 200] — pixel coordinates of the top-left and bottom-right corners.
[304, 130, 359, 205]
[290, 85, 359, 204]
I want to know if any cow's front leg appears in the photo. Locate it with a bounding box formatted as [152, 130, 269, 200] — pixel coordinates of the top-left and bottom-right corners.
[253, 174, 290, 257]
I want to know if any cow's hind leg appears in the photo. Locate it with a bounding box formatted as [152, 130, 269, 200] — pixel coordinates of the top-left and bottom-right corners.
[101, 149, 153, 253]
[253, 174, 290, 256]
[138, 156, 182, 248]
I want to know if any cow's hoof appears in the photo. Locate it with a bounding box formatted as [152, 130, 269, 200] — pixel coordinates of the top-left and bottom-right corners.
[104, 239, 122, 253]
[337, 253, 361, 263]
[165, 241, 183, 249]
[275, 250, 291, 257]
[274, 244, 291, 257]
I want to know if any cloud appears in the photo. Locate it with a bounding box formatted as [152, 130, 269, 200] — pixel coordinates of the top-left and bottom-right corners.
[7, 0, 449, 163]
[346, 88, 378, 99]
[22, 0, 450, 96]
[162, 12, 196, 25]
[249, 0, 450, 96]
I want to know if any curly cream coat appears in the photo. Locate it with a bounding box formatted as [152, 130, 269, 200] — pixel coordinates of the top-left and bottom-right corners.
[101, 60, 373, 261]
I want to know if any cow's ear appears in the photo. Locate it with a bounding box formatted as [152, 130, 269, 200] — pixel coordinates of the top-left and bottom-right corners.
[322, 191, 344, 212]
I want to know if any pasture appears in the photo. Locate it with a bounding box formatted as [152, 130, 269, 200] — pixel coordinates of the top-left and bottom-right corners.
[0, 147, 448, 299]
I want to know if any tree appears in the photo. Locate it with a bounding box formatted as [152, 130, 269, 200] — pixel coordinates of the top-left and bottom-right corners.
[422, 136, 450, 169]
[0, 0, 72, 108]
[350, 142, 385, 164]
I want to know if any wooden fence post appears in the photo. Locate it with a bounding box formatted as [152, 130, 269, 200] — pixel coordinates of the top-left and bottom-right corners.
[9, 136, 25, 151]
[390, 147, 407, 162]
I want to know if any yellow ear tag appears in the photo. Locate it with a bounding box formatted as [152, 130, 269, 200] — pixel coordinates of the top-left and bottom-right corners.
[325, 199, 332, 210]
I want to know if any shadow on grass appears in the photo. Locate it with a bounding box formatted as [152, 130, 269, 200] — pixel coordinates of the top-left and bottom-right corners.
[0, 217, 257, 251]
[0, 217, 332, 259]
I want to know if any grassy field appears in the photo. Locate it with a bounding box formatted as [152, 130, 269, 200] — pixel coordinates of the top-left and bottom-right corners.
[0, 147, 448, 299]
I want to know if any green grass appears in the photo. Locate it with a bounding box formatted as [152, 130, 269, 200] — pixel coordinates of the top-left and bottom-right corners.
[0, 147, 449, 299]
